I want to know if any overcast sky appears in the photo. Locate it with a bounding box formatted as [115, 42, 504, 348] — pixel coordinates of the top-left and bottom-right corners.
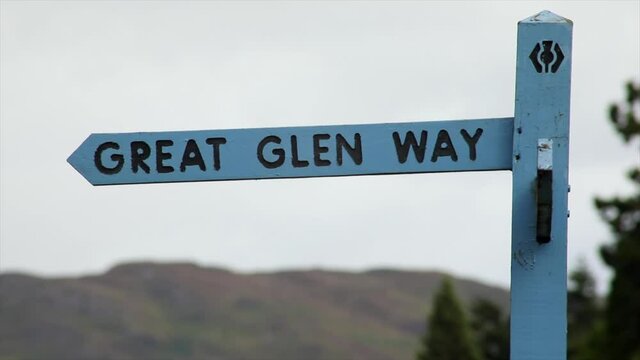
[1, 1, 638, 293]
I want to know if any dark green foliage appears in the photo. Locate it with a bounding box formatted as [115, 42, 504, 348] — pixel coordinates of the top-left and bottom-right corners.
[416, 277, 482, 360]
[594, 80, 640, 360]
[470, 299, 509, 360]
[567, 261, 600, 360]
[608, 81, 640, 143]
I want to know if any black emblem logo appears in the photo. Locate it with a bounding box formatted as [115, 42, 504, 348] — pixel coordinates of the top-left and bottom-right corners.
[529, 40, 564, 73]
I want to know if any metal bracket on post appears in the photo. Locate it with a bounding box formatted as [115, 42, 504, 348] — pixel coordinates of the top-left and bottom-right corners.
[537, 138, 553, 243]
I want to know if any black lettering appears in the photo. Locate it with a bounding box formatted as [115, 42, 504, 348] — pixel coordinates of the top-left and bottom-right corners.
[206, 137, 227, 171]
[180, 139, 206, 172]
[155, 140, 174, 173]
[392, 131, 428, 163]
[290, 135, 309, 168]
[131, 141, 151, 173]
[257, 135, 285, 169]
[431, 130, 458, 162]
[94, 142, 124, 175]
[336, 133, 362, 166]
[313, 134, 331, 166]
[460, 128, 483, 161]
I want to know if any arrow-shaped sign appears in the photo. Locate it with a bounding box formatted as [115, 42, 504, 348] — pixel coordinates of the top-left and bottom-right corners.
[68, 117, 513, 186]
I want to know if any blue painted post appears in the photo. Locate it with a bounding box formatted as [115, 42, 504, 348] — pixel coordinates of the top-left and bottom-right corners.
[511, 11, 572, 360]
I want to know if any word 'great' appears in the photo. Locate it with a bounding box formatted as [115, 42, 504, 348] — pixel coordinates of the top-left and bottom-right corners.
[93, 128, 484, 175]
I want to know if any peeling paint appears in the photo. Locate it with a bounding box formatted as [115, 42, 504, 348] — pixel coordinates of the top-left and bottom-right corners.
[521, 10, 573, 24]
[514, 248, 536, 270]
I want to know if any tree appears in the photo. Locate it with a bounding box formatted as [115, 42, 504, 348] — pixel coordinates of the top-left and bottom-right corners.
[567, 260, 599, 360]
[416, 277, 483, 360]
[594, 80, 640, 360]
[470, 299, 509, 360]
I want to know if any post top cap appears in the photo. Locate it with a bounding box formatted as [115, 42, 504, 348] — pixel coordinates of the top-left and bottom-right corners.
[520, 10, 572, 24]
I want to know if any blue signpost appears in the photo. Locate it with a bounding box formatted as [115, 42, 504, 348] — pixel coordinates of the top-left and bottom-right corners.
[511, 11, 572, 360]
[68, 10, 572, 360]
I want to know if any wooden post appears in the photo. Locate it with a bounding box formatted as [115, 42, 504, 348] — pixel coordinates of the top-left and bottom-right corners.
[511, 10, 573, 360]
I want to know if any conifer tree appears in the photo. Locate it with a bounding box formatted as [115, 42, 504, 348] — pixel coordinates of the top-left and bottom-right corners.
[470, 299, 509, 360]
[594, 80, 640, 360]
[416, 277, 483, 360]
[567, 261, 600, 360]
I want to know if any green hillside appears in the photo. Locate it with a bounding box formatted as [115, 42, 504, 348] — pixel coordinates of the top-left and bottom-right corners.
[0, 263, 508, 360]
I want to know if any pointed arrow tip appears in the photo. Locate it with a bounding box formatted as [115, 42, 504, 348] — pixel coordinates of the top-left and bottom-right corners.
[67, 146, 83, 171]
[67, 137, 99, 186]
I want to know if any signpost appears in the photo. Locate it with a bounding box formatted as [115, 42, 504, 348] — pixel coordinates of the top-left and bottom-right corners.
[68, 11, 573, 360]
[511, 11, 572, 359]
[68, 118, 513, 185]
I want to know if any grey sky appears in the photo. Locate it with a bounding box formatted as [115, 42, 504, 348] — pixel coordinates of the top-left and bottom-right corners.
[1, 1, 638, 293]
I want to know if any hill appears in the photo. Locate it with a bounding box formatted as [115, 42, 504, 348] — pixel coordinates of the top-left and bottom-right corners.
[0, 262, 508, 360]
